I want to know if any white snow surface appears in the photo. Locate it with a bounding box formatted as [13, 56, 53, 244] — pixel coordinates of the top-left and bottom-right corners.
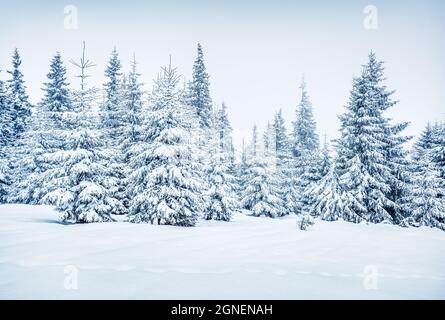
[1, 204, 444, 299]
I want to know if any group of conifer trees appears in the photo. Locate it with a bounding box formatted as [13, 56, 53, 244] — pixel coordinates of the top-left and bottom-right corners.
[0, 45, 443, 230]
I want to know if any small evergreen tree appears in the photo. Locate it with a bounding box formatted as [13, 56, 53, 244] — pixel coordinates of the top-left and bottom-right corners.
[241, 126, 284, 217]
[403, 148, 445, 231]
[317, 134, 332, 179]
[204, 117, 240, 221]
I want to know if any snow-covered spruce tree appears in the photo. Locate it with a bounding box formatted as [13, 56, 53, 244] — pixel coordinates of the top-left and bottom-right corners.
[241, 125, 285, 218]
[431, 123, 445, 185]
[292, 77, 319, 156]
[263, 121, 274, 156]
[317, 134, 332, 179]
[273, 109, 288, 167]
[213, 101, 239, 193]
[305, 165, 356, 221]
[98, 48, 128, 214]
[7, 48, 31, 139]
[0, 71, 13, 147]
[291, 78, 321, 213]
[236, 138, 250, 193]
[273, 109, 297, 215]
[36, 52, 120, 223]
[412, 122, 438, 161]
[0, 157, 11, 203]
[304, 137, 334, 218]
[100, 48, 123, 139]
[402, 145, 445, 231]
[120, 56, 144, 159]
[42, 52, 72, 127]
[365, 53, 412, 223]
[186, 44, 214, 206]
[7, 98, 47, 204]
[9, 52, 72, 205]
[203, 117, 240, 221]
[334, 52, 408, 224]
[187, 43, 213, 129]
[0, 72, 13, 203]
[127, 63, 203, 226]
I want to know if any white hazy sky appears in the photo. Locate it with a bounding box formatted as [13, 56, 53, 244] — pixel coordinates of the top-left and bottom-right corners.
[1, 0, 444, 151]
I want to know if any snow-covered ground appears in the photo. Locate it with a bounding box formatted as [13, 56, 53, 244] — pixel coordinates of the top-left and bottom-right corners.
[0, 204, 444, 299]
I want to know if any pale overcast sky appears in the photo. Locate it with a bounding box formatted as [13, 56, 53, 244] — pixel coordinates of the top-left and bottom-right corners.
[1, 0, 444, 150]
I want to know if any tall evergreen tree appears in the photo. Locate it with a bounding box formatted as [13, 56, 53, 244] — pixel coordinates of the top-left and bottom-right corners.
[99, 48, 129, 214]
[41, 52, 71, 128]
[11, 52, 72, 204]
[334, 52, 408, 224]
[100, 48, 123, 139]
[0, 72, 13, 202]
[7, 48, 31, 138]
[188, 43, 213, 129]
[127, 63, 203, 226]
[272, 110, 297, 215]
[366, 53, 411, 222]
[292, 77, 319, 157]
[273, 109, 288, 167]
[0, 71, 13, 147]
[120, 55, 144, 156]
[292, 78, 321, 213]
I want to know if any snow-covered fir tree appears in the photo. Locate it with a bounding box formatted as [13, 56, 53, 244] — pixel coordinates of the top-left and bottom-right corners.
[0, 71, 13, 147]
[241, 125, 285, 217]
[0, 73, 13, 202]
[292, 77, 319, 156]
[317, 134, 332, 179]
[263, 121, 274, 156]
[213, 101, 238, 191]
[0, 157, 10, 203]
[236, 138, 250, 193]
[187, 43, 213, 129]
[10, 52, 72, 204]
[7, 98, 46, 204]
[291, 78, 321, 213]
[98, 48, 129, 214]
[7, 48, 31, 139]
[272, 109, 297, 215]
[41, 52, 72, 127]
[273, 109, 288, 167]
[127, 62, 203, 226]
[100, 48, 123, 139]
[431, 123, 445, 182]
[403, 145, 445, 230]
[120, 55, 144, 157]
[334, 52, 409, 224]
[42, 93, 120, 223]
[203, 113, 240, 221]
[305, 165, 356, 221]
[365, 53, 411, 222]
[412, 122, 440, 161]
